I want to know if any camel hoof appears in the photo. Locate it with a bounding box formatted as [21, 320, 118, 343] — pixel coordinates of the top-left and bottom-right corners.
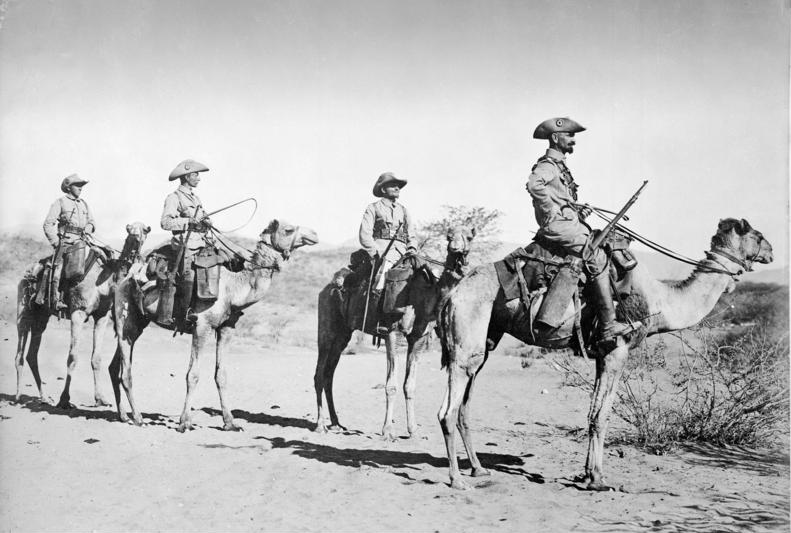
[586, 480, 615, 492]
[328, 424, 347, 433]
[450, 478, 472, 490]
[314, 424, 328, 434]
[176, 423, 193, 433]
[93, 398, 113, 408]
[471, 467, 491, 478]
[56, 400, 76, 410]
[381, 429, 397, 442]
[223, 423, 244, 432]
[119, 413, 129, 423]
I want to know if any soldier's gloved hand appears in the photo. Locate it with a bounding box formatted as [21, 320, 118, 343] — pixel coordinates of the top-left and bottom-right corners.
[578, 205, 592, 220]
[202, 216, 212, 229]
[405, 245, 417, 257]
[187, 218, 208, 231]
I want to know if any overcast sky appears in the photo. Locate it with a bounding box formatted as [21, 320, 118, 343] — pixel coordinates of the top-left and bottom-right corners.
[1, 0, 788, 266]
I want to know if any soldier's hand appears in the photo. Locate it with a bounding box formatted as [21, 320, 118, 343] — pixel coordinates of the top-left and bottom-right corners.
[405, 246, 417, 257]
[578, 205, 592, 220]
[187, 218, 206, 231]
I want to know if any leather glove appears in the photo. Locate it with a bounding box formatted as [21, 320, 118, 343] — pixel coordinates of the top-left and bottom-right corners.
[405, 246, 417, 257]
[187, 218, 208, 232]
[578, 205, 592, 221]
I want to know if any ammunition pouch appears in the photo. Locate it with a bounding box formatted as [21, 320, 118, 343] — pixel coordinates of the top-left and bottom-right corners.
[193, 251, 223, 300]
[382, 265, 413, 314]
[62, 241, 87, 283]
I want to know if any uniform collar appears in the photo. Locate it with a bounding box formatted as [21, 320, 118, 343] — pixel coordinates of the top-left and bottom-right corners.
[65, 193, 81, 201]
[379, 197, 399, 208]
[177, 184, 195, 195]
[545, 148, 566, 162]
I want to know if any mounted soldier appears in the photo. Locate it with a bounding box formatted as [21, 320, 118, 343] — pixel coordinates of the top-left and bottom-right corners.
[359, 172, 418, 291]
[526, 117, 632, 341]
[37, 174, 96, 311]
[156, 159, 214, 329]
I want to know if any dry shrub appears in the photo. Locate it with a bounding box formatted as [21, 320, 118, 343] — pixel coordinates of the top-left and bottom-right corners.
[553, 322, 790, 450]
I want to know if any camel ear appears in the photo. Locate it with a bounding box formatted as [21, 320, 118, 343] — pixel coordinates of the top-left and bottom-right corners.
[470, 227, 477, 238]
[145, 225, 151, 234]
[126, 224, 132, 233]
[739, 218, 753, 234]
[718, 218, 738, 233]
[263, 219, 279, 235]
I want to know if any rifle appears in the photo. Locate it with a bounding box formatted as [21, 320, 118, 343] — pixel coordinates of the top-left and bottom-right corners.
[536, 181, 648, 328]
[362, 221, 403, 335]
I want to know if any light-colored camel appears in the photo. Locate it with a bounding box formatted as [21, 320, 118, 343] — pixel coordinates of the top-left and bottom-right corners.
[15, 222, 151, 406]
[112, 219, 318, 431]
[437, 218, 773, 490]
[314, 226, 475, 439]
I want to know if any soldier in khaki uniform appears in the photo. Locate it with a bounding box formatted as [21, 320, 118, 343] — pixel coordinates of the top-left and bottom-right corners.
[526, 117, 630, 340]
[157, 159, 213, 327]
[38, 174, 96, 310]
[359, 172, 417, 290]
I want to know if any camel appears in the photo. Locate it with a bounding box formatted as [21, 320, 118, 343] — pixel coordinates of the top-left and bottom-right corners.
[15, 222, 151, 407]
[112, 219, 318, 431]
[314, 225, 475, 439]
[436, 218, 773, 490]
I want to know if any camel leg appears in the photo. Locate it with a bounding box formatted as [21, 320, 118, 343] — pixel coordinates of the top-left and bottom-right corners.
[111, 294, 145, 425]
[403, 335, 420, 438]
[583, 339, 629, 489]
[57, 310, 88, 409]
[457, 352, 490, 478]
[381, 329, 400, 441]
[314, 330, 350, 433]
[215, 325, 242, 431]
[16, 309, 50, 403]
[438, 361, 477, 490]
[177, 323, 210, 433]
[90, 312, 112, 407]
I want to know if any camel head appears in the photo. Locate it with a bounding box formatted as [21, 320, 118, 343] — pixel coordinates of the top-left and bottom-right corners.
[709, 218, 773, 274]
[260, 219, 319, 259]
[120, 222, 151, 263]
[445, 226, 476, 272]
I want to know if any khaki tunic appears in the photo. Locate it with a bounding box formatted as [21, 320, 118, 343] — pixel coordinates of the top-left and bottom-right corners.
[43, 194, 95, 247]
[160, 184, 209, 255]
[526, 148, 605, 270]
[359, 198, 417, 289]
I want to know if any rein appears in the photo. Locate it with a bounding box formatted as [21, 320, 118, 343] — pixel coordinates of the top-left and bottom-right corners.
[207, 226, 286, 271]
[590, 208, 747, 278]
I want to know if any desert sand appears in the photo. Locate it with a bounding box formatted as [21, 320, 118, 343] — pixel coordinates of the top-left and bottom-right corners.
[1, 319, 788, 532]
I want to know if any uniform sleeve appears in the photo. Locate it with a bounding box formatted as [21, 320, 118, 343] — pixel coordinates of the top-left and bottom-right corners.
[43, 199, 61, 246]
[527, 164, 563, 220]
[84, 201, 95, 234]
[160, 193, 188, 231]
[403, 206, 417, 250]
[358, 204, 378, 256]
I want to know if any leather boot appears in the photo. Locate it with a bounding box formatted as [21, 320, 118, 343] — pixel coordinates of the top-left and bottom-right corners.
[174, 273, 195, 331]
[156, 279, 177, 326]
[591, 272, 636, 341]
[51, 269, 67, 312]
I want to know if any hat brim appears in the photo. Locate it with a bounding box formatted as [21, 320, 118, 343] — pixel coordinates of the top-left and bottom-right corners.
[373, 179, 407, 197]
[169, 168, 208, 181]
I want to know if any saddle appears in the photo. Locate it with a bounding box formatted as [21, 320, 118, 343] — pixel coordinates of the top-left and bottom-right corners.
[332, 250, 432, 337]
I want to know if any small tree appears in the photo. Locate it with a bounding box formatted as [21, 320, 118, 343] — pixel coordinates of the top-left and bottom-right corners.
[416, 205, 504, 265]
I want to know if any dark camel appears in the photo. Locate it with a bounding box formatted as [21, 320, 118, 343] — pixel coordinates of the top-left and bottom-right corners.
[314, 226, 475, 439]
[112, 220, 318, 431]
[15, 222, 151, 406]
[437, 218, 773, 489]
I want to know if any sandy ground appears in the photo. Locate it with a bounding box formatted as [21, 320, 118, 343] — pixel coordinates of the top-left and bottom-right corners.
[0, 319, 788, 532]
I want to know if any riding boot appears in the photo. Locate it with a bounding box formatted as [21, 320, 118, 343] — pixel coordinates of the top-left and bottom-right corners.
[51, 268, 67, 312]
[591, 271, 635, 341]
[35, 263, 52, 306]
[174, 272, 196, 331]
[156, 279, 177, 326]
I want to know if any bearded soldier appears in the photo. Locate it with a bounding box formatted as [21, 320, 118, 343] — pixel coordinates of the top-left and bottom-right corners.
[359, 172, 417, 291]
[527, 117, 631, 340]
[157, 159, 213, 327]
[38, 174, 95, 310]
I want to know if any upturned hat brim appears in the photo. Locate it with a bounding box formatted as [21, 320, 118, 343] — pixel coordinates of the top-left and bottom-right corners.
[533, 117, 586, 139]
[169, 159, 209, 181]
[372, 172, 408, 197]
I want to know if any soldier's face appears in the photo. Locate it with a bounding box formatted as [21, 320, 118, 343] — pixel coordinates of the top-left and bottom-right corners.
[184, 172, 201, 187]
[68, 184, 83, 198]
[554, 132, 576, 154]
[382, 185, 400, 199]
